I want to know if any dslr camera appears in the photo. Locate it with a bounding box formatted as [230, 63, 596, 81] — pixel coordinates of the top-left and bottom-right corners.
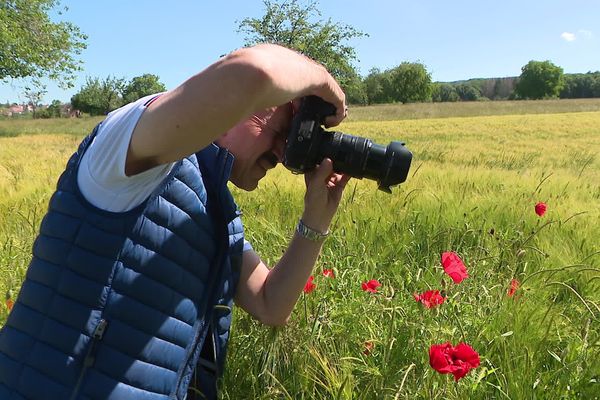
[283, 96, 413, 193]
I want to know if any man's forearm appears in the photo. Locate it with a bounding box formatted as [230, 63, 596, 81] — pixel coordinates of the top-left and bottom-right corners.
[261, 230, 326, 326]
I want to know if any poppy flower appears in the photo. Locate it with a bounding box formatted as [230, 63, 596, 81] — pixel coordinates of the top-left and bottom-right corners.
[429, 342, 480, 381]
[322, 269, 335, 278]
[507, 279, 520, 297]
[361, 279, 381, 293]
[363, 341, 374, 356]
[303, 276, 316, 294]
[535, 202, 547, 217]
[5, 298, 14, 312]
[441, 252, 469, 284]
[414, 290, 446, 308]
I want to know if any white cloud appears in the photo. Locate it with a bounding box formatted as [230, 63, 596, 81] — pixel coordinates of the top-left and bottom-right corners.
[561, 32, 576, 42]
[578, 29, 593, 39]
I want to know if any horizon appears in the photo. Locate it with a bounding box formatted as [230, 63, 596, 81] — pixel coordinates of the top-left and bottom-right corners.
[1, 0, 598, 104]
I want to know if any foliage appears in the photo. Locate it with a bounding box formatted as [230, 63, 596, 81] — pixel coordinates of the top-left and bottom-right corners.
[0, 0, 87, 87]
[71, 74, 166, 115]
[560, 71, 600, 99]
[453, 83, 480, 101]
[70, 76, 125, 116]
[122, 74, 166, 104]
[516, 60, 565, 100]
[363, 63, 432, 105]
[389, 62, 432, 103]
[431, 83, 459, 102]
[23, 86, 46, 117]
[237, 0, 368, 97]
[363, 68, 393, 104]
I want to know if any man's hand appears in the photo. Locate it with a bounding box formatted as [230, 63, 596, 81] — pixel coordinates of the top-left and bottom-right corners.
[301, 158, 351, 233]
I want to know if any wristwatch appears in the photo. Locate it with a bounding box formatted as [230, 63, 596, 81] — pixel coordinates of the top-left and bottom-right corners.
[296, 219, 329, 242]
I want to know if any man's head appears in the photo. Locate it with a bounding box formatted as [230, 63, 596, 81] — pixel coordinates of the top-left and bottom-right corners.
[217, 104, 292, 191]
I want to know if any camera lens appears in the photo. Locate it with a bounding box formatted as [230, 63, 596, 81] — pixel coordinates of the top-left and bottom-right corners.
[320, 131, 412, 192]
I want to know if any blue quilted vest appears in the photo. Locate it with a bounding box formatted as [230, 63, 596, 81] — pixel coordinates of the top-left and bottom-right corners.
[0, 124, 244, 399]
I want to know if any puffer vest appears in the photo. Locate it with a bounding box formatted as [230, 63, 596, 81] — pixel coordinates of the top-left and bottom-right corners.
[0, 124, 244, 399]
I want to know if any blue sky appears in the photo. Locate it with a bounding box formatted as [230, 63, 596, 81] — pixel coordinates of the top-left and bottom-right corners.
[1, 0, 598, 103]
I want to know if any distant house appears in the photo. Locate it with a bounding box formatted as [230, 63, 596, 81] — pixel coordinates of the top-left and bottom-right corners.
[9, 104, 25, 114]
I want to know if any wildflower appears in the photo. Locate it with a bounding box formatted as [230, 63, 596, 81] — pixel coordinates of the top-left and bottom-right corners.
[429, 342, 480, 381]
[535, 202, 547, 217]
[507, 279, 520, 297]
[303, 276, 316, 294]
[361, 279, 381, 293]
[322, 269, 335, 278]
[414, 290, 446, 308]
[363, 341, 374, 356]
[5, 299, 14, 312]
[441, 252, 469, 284]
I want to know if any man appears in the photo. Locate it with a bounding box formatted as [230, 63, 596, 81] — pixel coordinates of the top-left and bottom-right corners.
[0, 43, 349, 399]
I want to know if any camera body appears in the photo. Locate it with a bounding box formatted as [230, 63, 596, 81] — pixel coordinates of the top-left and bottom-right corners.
[283, 96, 413, 193]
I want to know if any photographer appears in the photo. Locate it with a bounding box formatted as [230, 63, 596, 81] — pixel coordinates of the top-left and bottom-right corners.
[0, 44, 349, 400]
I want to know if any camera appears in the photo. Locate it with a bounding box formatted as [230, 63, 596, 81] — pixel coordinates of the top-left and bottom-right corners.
[283, 96, 413, 193]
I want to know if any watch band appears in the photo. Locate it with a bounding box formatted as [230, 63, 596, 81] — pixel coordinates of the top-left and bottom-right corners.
[296, 219, 329, 242]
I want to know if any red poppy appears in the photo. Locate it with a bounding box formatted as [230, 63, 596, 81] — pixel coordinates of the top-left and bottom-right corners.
[507, 279, 520, 297]
[5, 298, 14, 312]
[303, 276, 316, 294]
[363, 341, 374, 356]
[441, 252, 469, 284]
[429, 342, 480, 381]
[535, 202, 547, 217]
[361, 279, 381, 293]
[414, 290, 446, 308]
[322, 269, 335, 278]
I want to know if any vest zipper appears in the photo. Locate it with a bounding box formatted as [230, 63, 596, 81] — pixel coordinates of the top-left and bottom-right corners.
[69, 319, 108, 400]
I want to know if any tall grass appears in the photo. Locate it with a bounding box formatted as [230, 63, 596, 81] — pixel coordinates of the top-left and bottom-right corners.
[1, 103, 599, 399]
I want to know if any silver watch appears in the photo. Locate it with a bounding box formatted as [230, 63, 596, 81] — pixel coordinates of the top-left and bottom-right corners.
[296, 219, 329, 242]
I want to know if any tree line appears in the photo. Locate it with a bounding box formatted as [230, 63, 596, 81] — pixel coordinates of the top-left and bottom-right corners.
[3, 0, 600, 117]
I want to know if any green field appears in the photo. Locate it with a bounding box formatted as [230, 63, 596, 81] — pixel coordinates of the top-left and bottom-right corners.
[1, 100, 599, 399]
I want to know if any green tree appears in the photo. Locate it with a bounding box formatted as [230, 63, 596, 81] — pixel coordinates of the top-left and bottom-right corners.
[431, 83, 459, 102]
[237, 0, 367, 101]
[389, 62, 432, 103]
[0, 0, 87, 87]
[455, 83, 480, 101]
[46, 99, 62, 117]
[515, 60, 564, 99]
[71, 76, 124, 116]
[122, 74, 166, 104]
[364, 68, 391, 104]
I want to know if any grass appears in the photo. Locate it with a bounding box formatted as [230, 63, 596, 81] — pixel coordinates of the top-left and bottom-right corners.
[1, 100, 599, 399]
[347, 98, 600, 121]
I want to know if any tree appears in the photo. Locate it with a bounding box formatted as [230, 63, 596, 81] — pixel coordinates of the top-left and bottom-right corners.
[560, 72, 600, 99]
[71, 76, 124, 116]
[389, 62, 432, 103]
[455, 83, 480, 101]
[46, 99, 62, 117]
[431, 83, 459, 102]
[515, 60, 564, 100]
[364, 68, 393, 104]
[23, 86, 46, 117]
[0, 0, 87, 88]
[237, 0, 367, 100]
[122, 74, 166, 104]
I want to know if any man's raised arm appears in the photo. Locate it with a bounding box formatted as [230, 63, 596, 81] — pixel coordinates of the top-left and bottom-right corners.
[125, 44, 346, 175]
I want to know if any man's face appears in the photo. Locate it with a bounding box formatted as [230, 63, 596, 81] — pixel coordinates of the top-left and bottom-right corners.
[217, 104, 292, 191]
